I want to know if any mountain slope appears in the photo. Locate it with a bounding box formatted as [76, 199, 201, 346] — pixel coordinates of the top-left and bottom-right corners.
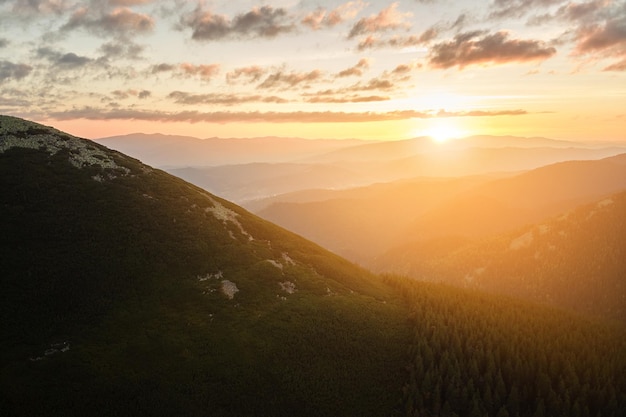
[376, 191, 626, 323]
[0, 116, 410, 416]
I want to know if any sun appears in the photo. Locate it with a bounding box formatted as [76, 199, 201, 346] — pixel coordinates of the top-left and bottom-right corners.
[424, 120, 463, 143]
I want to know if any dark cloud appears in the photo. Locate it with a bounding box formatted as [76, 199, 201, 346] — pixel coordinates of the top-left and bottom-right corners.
[46, 107, 529, 124]
[149, 62, 220, 80]
[573, 13, 626, 71]
[62, 6, 155, 37]
[348, 2, 411, 39]
[168, 91, 287, 105]
[99, 40, 145, 60]
[0, 61, 33, 82]
[301, 1, 365, 30]
[336, 58, 370, 77]
[0, 38, 9, 48]
[257, 69, 323, 89]
[151, 63, 176, 73]
[429, 30, 556, 69]
[36, 47, 92, 68]
[226, 66, 268, 84]
[180, 5, 295, 41]
[111, 89, 151, 100]
[57, 52, 91, 68]
[574, 15, 626, 53]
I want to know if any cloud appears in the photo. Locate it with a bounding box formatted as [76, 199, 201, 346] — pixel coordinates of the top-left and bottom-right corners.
[0, 60, 33, 82]
[111, 89, 151, 100]
[149, 62, 220, 80]
[109, 0, 153, 5]
[573, 13, 626, 71]
[168, 91, 287, 105]
[302, 1, 366, 30]
[348, 2, 412, 39]
[226, 66, 268, 84]
[98, 40, 145, 60]
[151, 63, 176, 73]
[336, 58, 370, 77]
[180, 5, 295, 41]
[428, 30, 557, 69]
[575, 17, 626, 52]
[305, 94, 389, 103]
[357, 27, 438, 50]
[36, 47, 93, 68]
[8, 0, 72, 15]
[179, 63, 220, 81]
[489, 0, 564, 20]
[0, 38, 8, 48]
[257, 69, 323, 89]
[46, 107, 529, 124]
[62, 7, 154, 37]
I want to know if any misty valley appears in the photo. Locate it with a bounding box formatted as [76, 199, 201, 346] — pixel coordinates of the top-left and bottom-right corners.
[1, 116, 625, 416]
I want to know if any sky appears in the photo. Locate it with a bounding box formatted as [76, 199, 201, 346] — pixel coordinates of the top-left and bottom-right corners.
[0, 0, 625, 142]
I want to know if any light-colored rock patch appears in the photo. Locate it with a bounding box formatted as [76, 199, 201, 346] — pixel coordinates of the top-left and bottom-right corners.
[510, 231, 533, 250]
[204, 195, 253, 241]
[279, 281, 297, 294]
[197, 271, 223, 281]
[282, 252, 296, 265]
[597, 198, 614, 208]
[266, 259, 283, 270]
[221, 280, 239, 299]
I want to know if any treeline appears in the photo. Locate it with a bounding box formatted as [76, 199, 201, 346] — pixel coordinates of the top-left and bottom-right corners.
[384, 275, 626, 417]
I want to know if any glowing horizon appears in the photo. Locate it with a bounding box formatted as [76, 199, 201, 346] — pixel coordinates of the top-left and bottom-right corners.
[1, 1, 624, 142]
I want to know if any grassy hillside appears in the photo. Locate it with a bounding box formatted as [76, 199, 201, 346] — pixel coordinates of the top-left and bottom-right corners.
[1, 116, 624, 416]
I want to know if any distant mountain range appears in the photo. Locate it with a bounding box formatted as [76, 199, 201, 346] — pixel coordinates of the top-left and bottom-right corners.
[96, 133, 626, 204]
[2, 116, 624, 416]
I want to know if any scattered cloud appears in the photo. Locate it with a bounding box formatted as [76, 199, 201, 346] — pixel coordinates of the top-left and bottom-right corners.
[489, 0, 564, 20]
[357, 27, 438, 50]
[179, 5, 295, 41]
[168, 91, 288, 105]
[305, 94, 389, 103]
[8, 0, 72, 15]
[179, 63, 221, 81]
[302, 1, 366, 30]
[46, 107, 529, 124]
[111, 89, 151, 100]
[151, 63, 176, 73]
[336, 58, 370, 77]
[99, 40, 145, 60]
[572, 14, 626, 70]
[429, 30, 557, 69]
[257, 69, 323, 89]
[61, 6, 155, 37]
[348, 2, 412, 39]
[0, 61, 33, 82]
[36, 47, 93, 69]
[226, 66, 268, 84]
[149, 62, 220, 80]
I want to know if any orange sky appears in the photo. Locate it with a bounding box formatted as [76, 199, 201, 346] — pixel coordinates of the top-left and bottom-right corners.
[1, 1, 625, 142]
